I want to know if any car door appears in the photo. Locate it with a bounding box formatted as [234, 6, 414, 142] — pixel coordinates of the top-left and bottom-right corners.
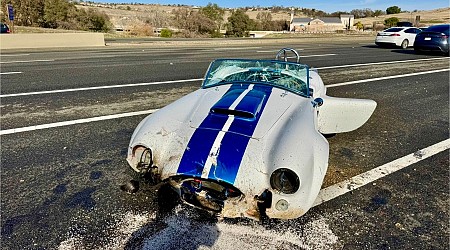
[317, 96, 377, 134]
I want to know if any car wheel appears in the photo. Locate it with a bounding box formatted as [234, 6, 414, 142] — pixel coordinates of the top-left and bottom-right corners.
[401, 39, 409, 49]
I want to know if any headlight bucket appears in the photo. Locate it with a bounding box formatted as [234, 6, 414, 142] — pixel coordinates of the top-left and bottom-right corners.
[133, 146, 153, 171]
[270, 168, 300, 194]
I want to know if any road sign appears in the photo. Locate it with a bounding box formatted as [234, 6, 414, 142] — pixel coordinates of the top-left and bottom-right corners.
[7, 5, 14, 21]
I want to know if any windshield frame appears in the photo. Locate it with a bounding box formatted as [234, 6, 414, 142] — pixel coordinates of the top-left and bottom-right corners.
[202, 59, 310, 97]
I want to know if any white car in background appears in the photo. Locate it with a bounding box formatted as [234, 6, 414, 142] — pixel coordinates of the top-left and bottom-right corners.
[375, 27, 422, 49]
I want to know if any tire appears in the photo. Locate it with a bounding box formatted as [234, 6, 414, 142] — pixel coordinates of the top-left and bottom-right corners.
[401, 39, 409, 49]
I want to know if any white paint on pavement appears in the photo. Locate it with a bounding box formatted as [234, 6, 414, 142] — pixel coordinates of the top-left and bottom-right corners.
[0, 78, 203, 98]
[2, 58, 446, 98]
[316, 57, 448, 70]
[257, 49, 304, 53]
[1, 54, 30, 57]
[2, 68, 448, 135]
[0, 110, 158, 135]
[313, 138, 450, 206]
[0, 72, 22, 75]
[326, 68, 450, 88]
[213, 47, 262, 51]
[0, 59, 54, 64]
[301, 53, 336, 58]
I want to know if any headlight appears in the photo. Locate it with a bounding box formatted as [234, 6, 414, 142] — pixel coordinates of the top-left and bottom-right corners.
[270, 168, 300, 194]
[133, 146, 152, 170]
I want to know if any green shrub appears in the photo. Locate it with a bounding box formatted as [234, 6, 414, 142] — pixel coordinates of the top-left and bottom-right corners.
[160, 28, 172, 38]
[384, 17, 399, 27]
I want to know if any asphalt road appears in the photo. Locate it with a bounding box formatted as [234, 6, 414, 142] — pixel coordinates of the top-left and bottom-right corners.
[1, 37, 449, 249]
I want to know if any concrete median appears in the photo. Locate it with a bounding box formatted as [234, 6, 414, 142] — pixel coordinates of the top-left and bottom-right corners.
[0, 33, 105, 49]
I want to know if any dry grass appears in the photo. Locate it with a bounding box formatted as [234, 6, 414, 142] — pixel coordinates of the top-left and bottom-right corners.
[11, 4, 450, 36]
[81, 3, 449, 29]
[356, 7, 450, 27]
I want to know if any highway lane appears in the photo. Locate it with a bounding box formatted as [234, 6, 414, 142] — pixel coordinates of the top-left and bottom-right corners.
[1, 39, 449, 130]
[1, 37, 447, 94]
[1, 39, 449, 249]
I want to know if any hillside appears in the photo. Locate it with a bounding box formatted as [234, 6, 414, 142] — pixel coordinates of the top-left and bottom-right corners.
[356, 7, 450, 27]
[77, 3, 449, 30]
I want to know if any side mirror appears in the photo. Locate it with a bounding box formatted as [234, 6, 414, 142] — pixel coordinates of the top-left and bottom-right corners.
[312, 97, 323, 108]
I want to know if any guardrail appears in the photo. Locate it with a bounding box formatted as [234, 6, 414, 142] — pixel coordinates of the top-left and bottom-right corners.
[0, 33, 105, 49]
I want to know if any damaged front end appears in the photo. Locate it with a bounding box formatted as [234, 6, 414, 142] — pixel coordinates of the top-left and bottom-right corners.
[125, 146, 273, 220]
[169, 176, 242, 212]
[167, 176, 273, 220]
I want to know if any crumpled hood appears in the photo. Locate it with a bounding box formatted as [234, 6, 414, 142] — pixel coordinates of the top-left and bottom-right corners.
[188, 83, 292, 139]
[176, 83, 297, 185]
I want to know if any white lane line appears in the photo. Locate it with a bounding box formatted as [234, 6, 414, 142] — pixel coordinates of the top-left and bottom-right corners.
[0, 59, 54, 64]
[1, 54, 30, 57]
[326, 68, 450, 88]
[257, 49, 304, 53]
[301, 53, 336, 58]
[313, 138, 450, 207]
[0, 110, 158, 135]
[316, 57, 449, 70]
[0, 72, 23, 75]
[0, 78, 203, 98]
[213, 47, 262, 51]
[2, 58, 445, 98]
[2, 68, 448, 135]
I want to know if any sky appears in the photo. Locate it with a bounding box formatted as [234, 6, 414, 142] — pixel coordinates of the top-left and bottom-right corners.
[100, 0, 450, 12]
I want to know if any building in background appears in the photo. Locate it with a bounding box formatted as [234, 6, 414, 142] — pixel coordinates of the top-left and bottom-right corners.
[290, 13, 355, 32]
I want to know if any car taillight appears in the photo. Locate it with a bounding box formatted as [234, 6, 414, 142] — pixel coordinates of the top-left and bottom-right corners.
[390, 33, 400, 36]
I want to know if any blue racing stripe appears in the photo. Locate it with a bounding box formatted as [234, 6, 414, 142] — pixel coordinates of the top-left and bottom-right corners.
[208, 85, 273, 184]
[177, 84, 247, 176]
[177, 83, 273, 185]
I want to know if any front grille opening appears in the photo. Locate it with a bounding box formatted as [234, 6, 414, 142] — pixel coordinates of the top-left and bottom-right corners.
[171, 176, 243, 212]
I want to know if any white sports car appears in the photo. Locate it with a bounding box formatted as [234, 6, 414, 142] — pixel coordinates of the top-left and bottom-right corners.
[125, 48, 376, 220]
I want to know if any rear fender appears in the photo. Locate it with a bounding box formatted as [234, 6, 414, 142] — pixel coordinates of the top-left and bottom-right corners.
[318, 96, 376, 134]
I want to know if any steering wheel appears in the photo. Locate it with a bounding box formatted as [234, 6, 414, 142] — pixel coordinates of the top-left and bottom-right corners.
[275, 48, 301, 63]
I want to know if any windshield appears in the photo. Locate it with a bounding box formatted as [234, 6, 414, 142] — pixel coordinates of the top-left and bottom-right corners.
[202, 59, 310, 97]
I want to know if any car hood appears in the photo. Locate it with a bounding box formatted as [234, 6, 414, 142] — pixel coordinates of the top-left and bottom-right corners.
[188, 83, 293, 139]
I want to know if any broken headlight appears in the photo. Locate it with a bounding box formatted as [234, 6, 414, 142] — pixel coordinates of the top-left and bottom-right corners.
[270, 168, 300, 194]
[133, 146, 153, 171]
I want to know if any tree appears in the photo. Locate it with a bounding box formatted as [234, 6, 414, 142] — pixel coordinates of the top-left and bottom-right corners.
[384, 17, 399, 27]
[86, 9, 111, 32]
[363, 8, 374, 18]
[328, 11, 350, 17]
[256, 12, 273, 31]
[350, 9, 365, 18]
[172, 8, 215, 36]
[226, 9, 254, 37]
[1, 0, 111, 31]
[386, 6, 401, 14]
[373, 10, 385, 17]
[199, 3, 224, 31]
